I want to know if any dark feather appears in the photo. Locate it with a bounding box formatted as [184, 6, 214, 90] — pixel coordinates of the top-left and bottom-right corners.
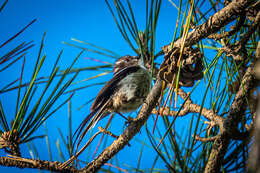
[90, 65, 141, 111]
[73, 100, 110, 151]
[72, 110, 96, 148]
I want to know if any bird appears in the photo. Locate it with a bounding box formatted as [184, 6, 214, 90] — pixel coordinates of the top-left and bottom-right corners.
[73, 55, 152, 149]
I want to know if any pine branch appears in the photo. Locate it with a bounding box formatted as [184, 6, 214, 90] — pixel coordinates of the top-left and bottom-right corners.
[162, 0, 255, 51]
[0, 156, 76, 172]
[205, 54, 258, 173]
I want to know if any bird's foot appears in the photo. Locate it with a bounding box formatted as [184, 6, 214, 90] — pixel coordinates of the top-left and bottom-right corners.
[116, 112, 135, 125]
[123, 116, 135, 126]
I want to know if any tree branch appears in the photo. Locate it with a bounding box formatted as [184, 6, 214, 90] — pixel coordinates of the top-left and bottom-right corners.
[248, 41, 260, 173]
[152, 89, 223, 126]
[0, 79, 164, 173]
[208, 14, 246, 40]
[0, 156, 76, 172]
[240, 10, 260, 46]
[204, 58, 258, 173]
[163, 0, 255, 51]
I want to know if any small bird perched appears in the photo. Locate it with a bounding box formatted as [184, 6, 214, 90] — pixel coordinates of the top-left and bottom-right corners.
[73, 55, 152, 148]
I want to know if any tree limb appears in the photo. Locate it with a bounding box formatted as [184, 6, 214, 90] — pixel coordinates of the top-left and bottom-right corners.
[204, 57, 258, 173]
[0, 156, 76, 172]
[163, 0, 255, 52]
[152, 89, 223, 127]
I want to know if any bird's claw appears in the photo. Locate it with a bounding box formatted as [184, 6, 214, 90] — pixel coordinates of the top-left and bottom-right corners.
[124, 116, 135, 126]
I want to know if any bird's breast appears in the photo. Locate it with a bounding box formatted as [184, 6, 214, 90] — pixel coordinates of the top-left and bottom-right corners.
[111, 67, 151, 113]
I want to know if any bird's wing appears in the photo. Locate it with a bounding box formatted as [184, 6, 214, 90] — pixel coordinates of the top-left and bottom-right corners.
[73, 65, 141, 151]
[90, 65, 141, 111]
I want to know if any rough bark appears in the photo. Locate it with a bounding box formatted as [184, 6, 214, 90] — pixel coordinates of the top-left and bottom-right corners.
[205, 61, 258, 172]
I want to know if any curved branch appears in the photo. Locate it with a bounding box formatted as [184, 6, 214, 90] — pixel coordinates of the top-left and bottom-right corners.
[208, 14, 246, 40]
[205, 55, 259, 173]
[240, 10, 260, 46]
[163, 0, 255, 52]
[0, 156, 76, 172]
[151, 90, 224, 125]
[195, 135, 218, 142]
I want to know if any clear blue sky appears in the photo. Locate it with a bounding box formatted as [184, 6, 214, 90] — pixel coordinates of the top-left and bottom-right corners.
[0, 0, 207, 172]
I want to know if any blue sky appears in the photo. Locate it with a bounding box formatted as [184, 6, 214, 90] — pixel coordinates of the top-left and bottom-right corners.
[0, 0, 208, 172]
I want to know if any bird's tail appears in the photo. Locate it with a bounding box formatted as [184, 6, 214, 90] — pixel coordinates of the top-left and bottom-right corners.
[72, 101, 110, 153]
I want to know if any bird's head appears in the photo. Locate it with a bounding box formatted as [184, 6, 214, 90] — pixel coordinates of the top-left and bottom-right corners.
[113, 55, 142, 74]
